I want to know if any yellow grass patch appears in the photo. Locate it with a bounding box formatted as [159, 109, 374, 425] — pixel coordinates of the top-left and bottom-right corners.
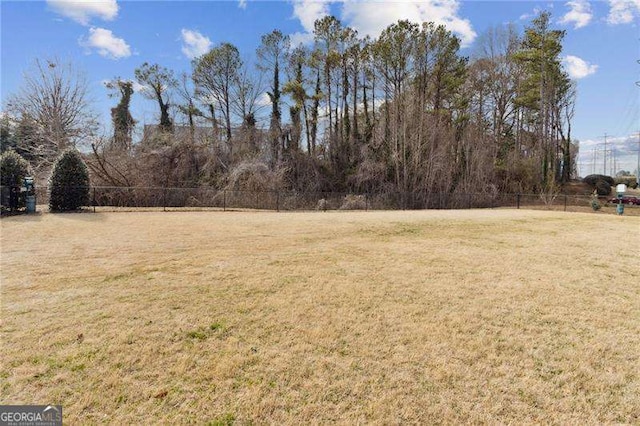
[1, 210, 639, 423]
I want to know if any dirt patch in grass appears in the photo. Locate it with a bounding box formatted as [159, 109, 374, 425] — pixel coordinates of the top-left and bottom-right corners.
[1, 209, 639, 423]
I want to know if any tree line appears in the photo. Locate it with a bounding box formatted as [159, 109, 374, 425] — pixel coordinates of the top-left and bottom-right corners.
[1, 11, 579, 198]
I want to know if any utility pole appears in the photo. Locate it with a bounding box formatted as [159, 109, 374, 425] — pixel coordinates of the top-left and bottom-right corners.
[601, 133, 608, 176]
[636, 130, 640, 185]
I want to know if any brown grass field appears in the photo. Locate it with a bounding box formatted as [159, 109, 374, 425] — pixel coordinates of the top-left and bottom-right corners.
[1, 209, 639, 424]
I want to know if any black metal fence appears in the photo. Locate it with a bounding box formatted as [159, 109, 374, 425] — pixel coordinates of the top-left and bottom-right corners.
[1, 185, 631, 214]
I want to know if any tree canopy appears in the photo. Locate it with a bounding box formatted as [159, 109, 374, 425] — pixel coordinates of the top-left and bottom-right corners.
[4, 11, 581, 197]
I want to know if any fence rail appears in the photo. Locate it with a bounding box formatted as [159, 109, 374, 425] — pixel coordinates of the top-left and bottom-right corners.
[2, 185, 634, 215]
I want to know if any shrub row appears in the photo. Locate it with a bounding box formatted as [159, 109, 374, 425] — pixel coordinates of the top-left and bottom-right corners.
[1, 149, 90, 212]
[583, 174, 613, 196]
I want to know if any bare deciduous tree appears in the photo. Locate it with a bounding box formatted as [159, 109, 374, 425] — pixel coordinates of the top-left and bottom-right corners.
[175, 72, 203, 140]
[6, 58, 97, 178]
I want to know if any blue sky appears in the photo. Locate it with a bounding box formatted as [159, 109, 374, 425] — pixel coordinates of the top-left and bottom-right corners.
[1, 0, 639, 176]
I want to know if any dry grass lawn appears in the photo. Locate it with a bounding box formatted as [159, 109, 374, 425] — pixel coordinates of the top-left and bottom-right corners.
[1, 209, 639, 424]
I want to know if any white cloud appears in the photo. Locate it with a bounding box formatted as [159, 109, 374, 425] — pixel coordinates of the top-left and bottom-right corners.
[520, 7, 541, 21]
[238, 0, 247, 9]
[80, 27, 131, 59]
[578, 133, 639, 177]
[289, 0, 331, 47]
[256, 92, 273, 107]
[181, 29, 213, 59]
[562, 55, 598, 79]
[559, 0, 593, 28]
[289, 31, 316, 47]
[341, 0, 477, 47]
[293, 0, 331, 32]
[47, 0, 118, 25]
[607, 0, 640, 24]
[288, 0, 476, 48]
[131, 81, 147, 93]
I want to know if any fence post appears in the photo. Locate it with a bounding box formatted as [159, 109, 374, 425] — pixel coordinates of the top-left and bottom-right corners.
[276, 191, 280, 212]
[564, 194, 567, 212]
[223, 190, 226, 212]
[93, 187, 96, 213]
[163, 187, 167, 212]
[517, 193, 521, 209]
[365, 193, 369, 211]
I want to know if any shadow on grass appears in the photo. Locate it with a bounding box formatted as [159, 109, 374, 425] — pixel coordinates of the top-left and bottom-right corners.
[1, 208, 108, 222]
[1, 211, 45, 221]
[48, 209, 108, 222]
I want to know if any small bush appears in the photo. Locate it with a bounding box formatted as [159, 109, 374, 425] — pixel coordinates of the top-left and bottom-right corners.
[340, 194, 367, 210]
[582, 174, 616, 195]
[316, 198, 328, 211]
[590, 191, 601, 211]
[614, 176, 638, 189]
[594, 180, 611, 196]
[0, 150, 30, 186]
[583, 174, 614, 186]
[185, 196, 202, 207]
[226, 160, 283, 192]
[1, 151, 31, 211]
[49, 149, 90, 212]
